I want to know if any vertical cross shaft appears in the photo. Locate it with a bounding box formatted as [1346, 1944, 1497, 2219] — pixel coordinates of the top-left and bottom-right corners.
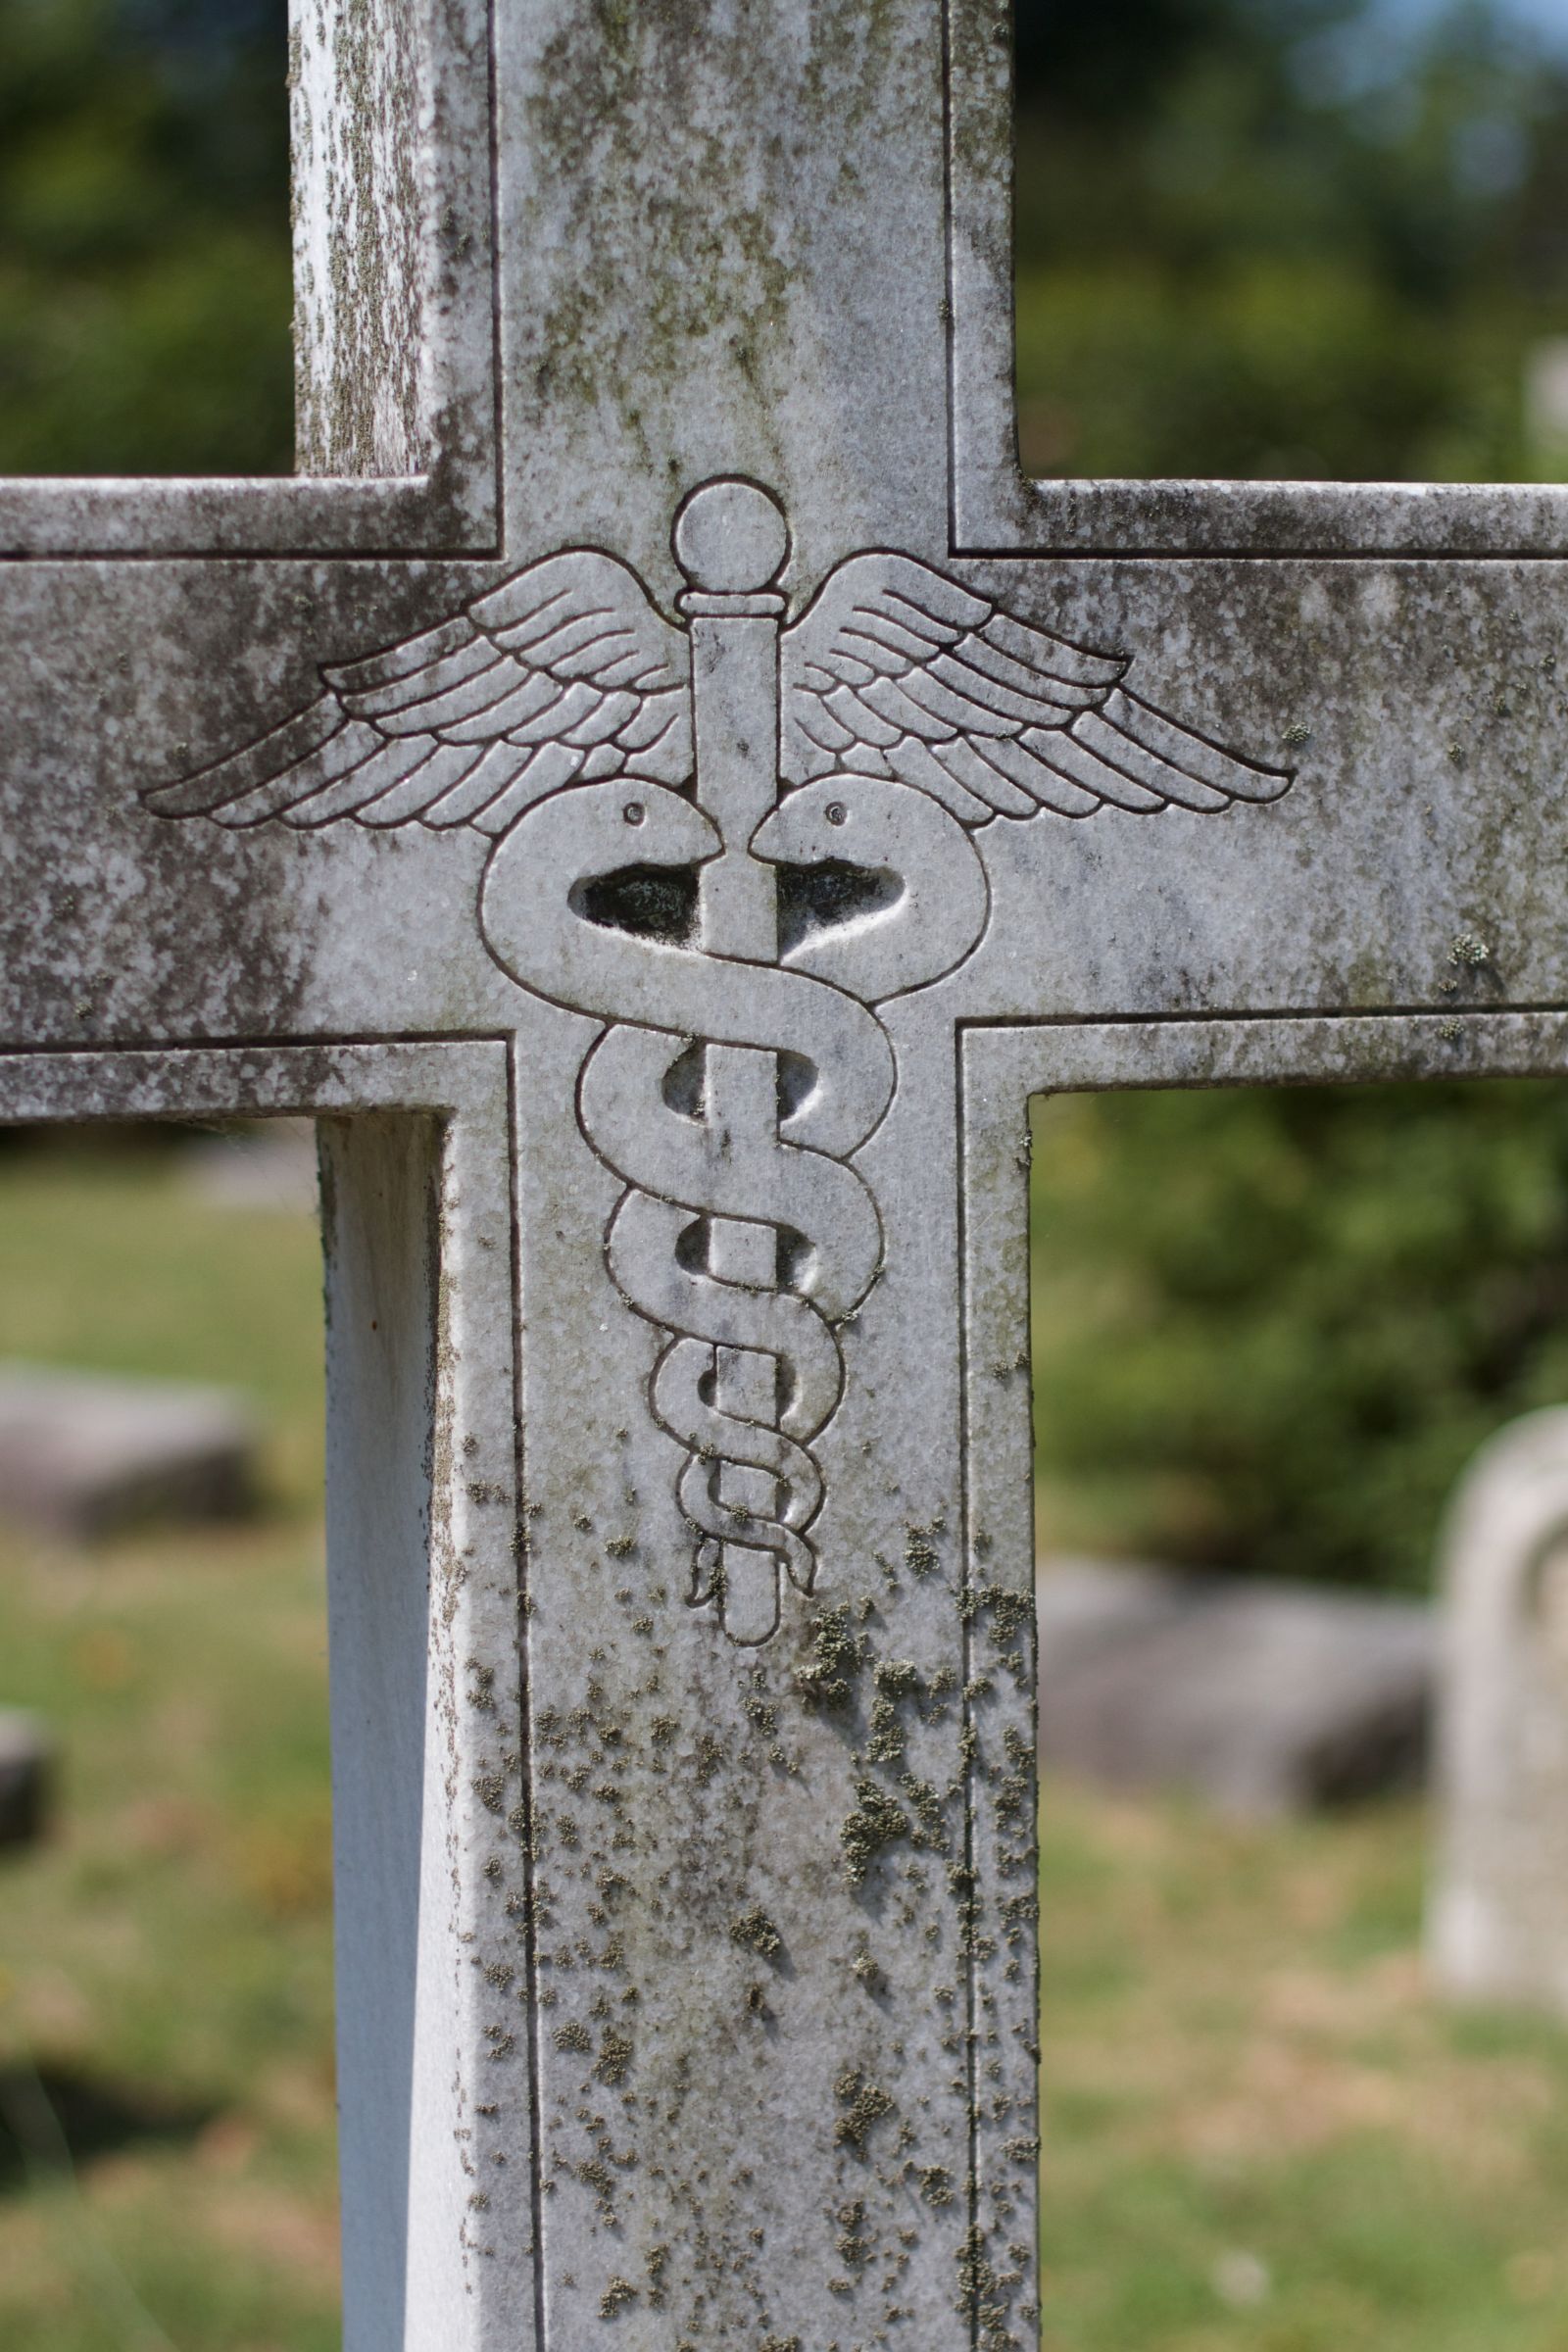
[673, 481, 793, 1642]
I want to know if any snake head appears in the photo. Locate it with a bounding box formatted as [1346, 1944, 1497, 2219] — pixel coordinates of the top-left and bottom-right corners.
[559, 778, 722, 885]
[752, 775, 893, 874]
[487, 775, 718, 891]
[753, 772, 988, 1002]
[480, 779, 721, 990]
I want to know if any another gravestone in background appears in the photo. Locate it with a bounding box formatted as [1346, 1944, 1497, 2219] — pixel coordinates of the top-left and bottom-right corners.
[0, 1364, 257, 1540]
[0, 1712, 49, 1849]
[1037, 1557, 1432, 1816]
[181, 1118, 319, 1214]
[1429, 1409, 1568, 2018]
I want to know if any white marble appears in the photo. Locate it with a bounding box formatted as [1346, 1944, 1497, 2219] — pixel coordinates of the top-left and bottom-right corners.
[2, 5, 1565, 2347]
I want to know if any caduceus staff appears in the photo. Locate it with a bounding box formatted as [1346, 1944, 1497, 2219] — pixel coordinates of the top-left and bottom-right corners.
[146, 475, 1291, 1644]
[665, 482, 826, 1644]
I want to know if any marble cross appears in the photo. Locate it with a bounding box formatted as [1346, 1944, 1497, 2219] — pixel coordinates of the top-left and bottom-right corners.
[4, 7, 1567, 2349]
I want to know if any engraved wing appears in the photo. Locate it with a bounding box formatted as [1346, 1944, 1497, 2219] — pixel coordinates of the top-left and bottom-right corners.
[143, 553, 692, 835]
[779, 553, 1292, 822]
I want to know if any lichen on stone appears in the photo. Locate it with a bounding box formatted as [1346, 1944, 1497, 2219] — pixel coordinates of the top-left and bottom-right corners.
[728, 1901, 782, 1957]
[594, 2026, 634, 2084]
[795, 1601, 866, 1709]
[840, 1778, 909, 1883]
[833, 2067, 893, 2152]
[599, 2275, 638, 2319]
[905, 1519, 944, 1578]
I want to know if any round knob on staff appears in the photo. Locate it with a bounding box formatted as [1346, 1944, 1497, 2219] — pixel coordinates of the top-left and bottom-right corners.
[673, 477, 789, 595]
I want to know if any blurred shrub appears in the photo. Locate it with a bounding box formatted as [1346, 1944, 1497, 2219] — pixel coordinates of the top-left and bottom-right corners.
[1016, 2, 1568, 1596]
[0, 0, 291, 473]
[1032, 1082, 1568, 1591]
[1014, 0, 1568, 481]
[1016, 258, 1536, 482]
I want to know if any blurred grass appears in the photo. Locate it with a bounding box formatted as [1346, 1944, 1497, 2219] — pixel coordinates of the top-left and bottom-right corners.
[0, 1135, 336, 2352]
[1039, 1781, 1568, 2352]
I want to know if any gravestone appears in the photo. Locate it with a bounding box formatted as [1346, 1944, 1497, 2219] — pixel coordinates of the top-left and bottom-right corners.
[3, 6, 1566, 2346]
[1037, 1557, 1432, 1816]
[0, 1364, 257, 1539]
[1428, 1410, 1568, 2018]
[0, 1711, 49, 1850]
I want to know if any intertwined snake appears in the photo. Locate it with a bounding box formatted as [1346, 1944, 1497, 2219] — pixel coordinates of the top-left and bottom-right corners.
[480, 771, 987, 1626]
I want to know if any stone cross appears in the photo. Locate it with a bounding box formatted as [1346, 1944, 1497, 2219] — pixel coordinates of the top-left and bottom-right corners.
[4, 7, 1565, 2346]
[1429, 1409, 1568, 2020]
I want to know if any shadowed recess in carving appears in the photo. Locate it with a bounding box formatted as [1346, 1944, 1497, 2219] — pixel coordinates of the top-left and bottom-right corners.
[661, 1038, 706, 1115]
[573, 862, 701, 942]
[777, 859, 901, 958]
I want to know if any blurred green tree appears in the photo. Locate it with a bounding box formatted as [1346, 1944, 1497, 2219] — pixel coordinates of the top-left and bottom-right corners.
[1014, 0, 1568, 480]
[0, 0, 291, 473]
[1032, 1083, 1568, 1591]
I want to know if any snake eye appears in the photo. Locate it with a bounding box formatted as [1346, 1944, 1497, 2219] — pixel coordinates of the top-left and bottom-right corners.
[622, 800, 646, 826]
[825, 801, 847, 827]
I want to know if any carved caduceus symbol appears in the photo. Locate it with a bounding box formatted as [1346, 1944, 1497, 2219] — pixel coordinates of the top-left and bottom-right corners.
[146, 478, 1291, 1643]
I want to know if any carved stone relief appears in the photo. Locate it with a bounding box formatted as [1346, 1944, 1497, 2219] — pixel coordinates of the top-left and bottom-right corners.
[148, 477, 1289, 1644]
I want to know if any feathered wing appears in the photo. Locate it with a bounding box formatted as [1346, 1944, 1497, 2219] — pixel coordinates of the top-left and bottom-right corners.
[143, 553, 692, 835]
[779, 553, 1293, 823]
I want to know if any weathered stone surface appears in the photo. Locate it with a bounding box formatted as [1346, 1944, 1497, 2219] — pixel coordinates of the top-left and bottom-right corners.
[0, 1365, 257, 1540]
[1037, 1556, 1433, 1816]
[2, 3, 1566, 2344]
[1429, 1409, 1568, 2017]
[0, 1710, 50, 1850]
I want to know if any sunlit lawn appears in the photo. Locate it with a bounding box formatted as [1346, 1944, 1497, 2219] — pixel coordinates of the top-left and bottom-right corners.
[1, 1139, 1566, 2350]
[0, 1135, 336, 2352]
[1040, 1789, 1568, 2352]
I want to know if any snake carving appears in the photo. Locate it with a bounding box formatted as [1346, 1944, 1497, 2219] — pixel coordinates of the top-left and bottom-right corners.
[144, 478, 1292, 1644]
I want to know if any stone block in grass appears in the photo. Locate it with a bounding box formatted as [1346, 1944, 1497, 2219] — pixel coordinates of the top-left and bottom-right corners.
[0, 1710, 49, 1848]
[1038, 1556, 1433, 1816]
[0, 1363, 258, 1541]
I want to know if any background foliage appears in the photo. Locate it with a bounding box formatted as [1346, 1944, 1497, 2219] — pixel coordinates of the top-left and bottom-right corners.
[1014, 0, 1568, 480]
[0, 0, 291, 472]
[1031, 1084, 1568, 1590]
